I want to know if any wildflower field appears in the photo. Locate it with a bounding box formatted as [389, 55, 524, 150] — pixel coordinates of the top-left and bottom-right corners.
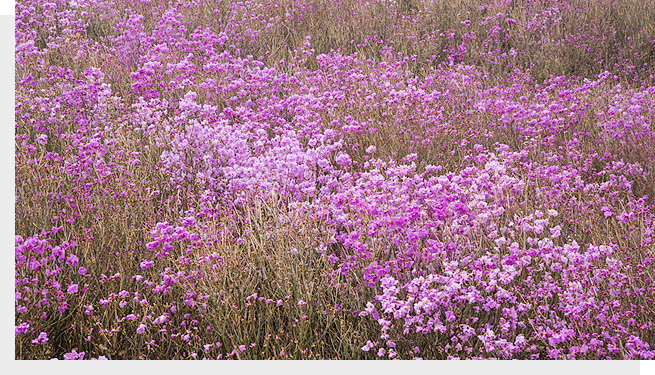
[14, 0, 655, 360]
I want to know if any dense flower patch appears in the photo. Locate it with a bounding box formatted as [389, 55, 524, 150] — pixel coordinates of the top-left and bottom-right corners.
[15, 0, 655, 359]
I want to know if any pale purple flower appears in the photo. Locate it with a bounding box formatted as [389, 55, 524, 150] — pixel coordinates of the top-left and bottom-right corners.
[335, 152, 352, 166]
[361, 340, 374, 352]
[67, 284, 79, 294]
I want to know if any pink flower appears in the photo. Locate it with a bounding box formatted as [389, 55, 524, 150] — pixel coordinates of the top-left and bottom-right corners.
[181, 217, 196, 226]
[67, 284, 79, 294]
[335, 152, 352, 166]
[140, 260, 154, 269]
[63, 349, 85, 360]
[136, 324, 146, 334]
[31, 332, 49, 345]
[15, 322, 30, 335]
[66, 254, 79, 266]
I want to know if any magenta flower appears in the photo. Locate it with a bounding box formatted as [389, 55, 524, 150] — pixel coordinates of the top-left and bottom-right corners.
[15, 322, 30, 335]
[31, 332, 49, 345]
[66, 254, 79, 266]
[67, 284, 78, 294]
[63, 349, 85, 360]
[181, 217, 196, 226]
[140, 260, 154, 270]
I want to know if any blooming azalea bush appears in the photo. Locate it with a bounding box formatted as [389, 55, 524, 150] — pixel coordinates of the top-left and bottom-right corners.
[16, 0, 655, 360]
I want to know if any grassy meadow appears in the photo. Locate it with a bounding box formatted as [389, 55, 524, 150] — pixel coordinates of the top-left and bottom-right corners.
[15, 0, 655, 360]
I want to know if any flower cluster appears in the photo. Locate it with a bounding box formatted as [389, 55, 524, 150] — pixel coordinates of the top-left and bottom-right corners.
[15, 0, 655, 360]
